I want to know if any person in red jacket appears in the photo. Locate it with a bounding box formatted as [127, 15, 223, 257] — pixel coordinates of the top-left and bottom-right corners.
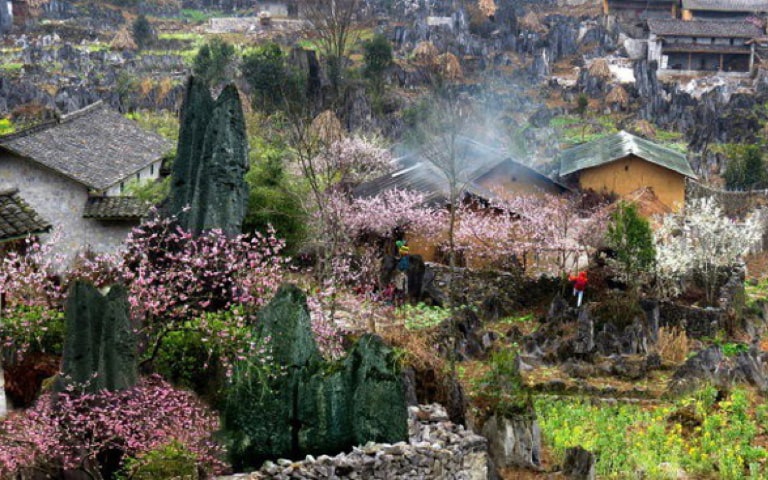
[569, 271, 588, 307]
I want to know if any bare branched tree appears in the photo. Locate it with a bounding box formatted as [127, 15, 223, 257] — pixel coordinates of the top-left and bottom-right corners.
[300, 0, 367, 93]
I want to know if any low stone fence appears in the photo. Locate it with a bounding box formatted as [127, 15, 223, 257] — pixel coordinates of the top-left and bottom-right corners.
[424, 263, 559, 318]
[659, 302, 724, 339]
[227, 404, 489, 480]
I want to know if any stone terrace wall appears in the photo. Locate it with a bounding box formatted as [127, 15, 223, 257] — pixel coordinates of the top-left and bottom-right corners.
[233, 404, 489, 480]
[424, 262, 559, 317]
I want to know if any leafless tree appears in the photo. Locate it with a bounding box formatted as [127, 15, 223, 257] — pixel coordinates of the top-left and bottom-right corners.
[299, 0, 368, 93]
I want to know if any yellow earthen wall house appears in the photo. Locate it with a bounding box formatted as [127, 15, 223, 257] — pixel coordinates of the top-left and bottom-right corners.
[576, 154, 686, 210]
[559, 130, 696, 212]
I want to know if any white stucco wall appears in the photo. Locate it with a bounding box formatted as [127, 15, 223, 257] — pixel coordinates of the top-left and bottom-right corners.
[0, 153, 135, 263]
[104, 160, 162, 196]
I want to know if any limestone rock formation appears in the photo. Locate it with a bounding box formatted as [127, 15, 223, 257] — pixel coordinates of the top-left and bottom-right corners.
[223, 284, 408, 470]
[57, 281, 137, 393]
[166, 76, 249, 236]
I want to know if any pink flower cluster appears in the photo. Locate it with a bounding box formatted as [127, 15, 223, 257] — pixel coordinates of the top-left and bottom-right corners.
[0, 375, 226, 477]
[122, 214, 286, 323]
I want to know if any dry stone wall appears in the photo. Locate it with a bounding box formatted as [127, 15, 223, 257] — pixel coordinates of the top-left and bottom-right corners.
[228, 404, 489, 480]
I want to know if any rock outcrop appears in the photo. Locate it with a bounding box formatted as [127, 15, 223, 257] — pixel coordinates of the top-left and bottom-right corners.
[57, 281, 136, 393]
[166, 76, 249, 236]
[223, 284, 409, 470]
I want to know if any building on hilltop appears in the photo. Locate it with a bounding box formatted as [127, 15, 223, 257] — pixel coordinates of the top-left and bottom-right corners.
[603, 0, 678, 19]
[0, 101, 174, 262]
[558, 130, 697, 212]
[647, 18, 762, 72]
[680, 0, 768, 21]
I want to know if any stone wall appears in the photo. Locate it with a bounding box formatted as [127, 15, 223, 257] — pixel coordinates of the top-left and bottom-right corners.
[659, 302, 724, 339]
[234, 404, 489, 480]
[424, 262, 558, 317]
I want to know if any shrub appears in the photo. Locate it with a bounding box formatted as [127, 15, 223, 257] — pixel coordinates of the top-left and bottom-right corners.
[363, 34, 393, 91]
[132, 14, 154, 50]
[0, 375, 226, 478]
[120, 441, 199, 480]
[242, 43, 305, 112]
[723, 144, 767, 191]
[605, 201, 655, 290]
[193, 38, 235, 87]
[654, 326, 689, 363]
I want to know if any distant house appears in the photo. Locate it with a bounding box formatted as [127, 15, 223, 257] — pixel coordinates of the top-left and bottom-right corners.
[680, 0, 768, 21]
[0, 101, 174, 261]
[558, 130, 696, 211]
[647, 18, 761, 72]
[603, 0, 678, 19]
[354, 138, 568, 262]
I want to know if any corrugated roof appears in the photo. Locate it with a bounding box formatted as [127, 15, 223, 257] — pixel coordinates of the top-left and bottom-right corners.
[0, 102, 174, 191]
[682, 0, 768, 12]
[648, 18, 762, 37]
[559, 130, 697, 179]
[0, 188, 51, 241]
[83, 196, 150, 220]
[354, 138, 564, 203]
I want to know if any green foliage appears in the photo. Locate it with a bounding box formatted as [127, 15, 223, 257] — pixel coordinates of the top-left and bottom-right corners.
[119, 441, 199, 480]
[193, 38, 236, 87]
[125, 110, 180, 142]
[0, 305, 65, 358]
[575, 93, 589, 117]
[606, 201, 656, 287]
[242, 43, 305, 113]
[363, 34, 393, 85]
[124, 176, 171, 205]
[0, 63, 23, 73]
[536, 387, 768, 478]
[721, 342, 749, 357]
[243, 139, 306, 249]
[0, 118, 14, 135]
[396, 303, 452, 330]
[723, 144, 767, 191]
[132, 14, 154, 51]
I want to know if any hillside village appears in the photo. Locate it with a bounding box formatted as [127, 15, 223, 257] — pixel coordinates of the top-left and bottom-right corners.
[3, 0, 768, 479]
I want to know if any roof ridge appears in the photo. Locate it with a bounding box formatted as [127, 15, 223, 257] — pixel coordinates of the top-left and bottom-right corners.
[0, 187, 19, 196]
[0, 118, 58, 143]
[59, 100, 105, 124]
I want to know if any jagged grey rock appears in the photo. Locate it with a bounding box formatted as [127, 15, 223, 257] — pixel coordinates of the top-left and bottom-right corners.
[223, 285, 408, 469]
[481, 413, 541, 469]
[57, 281, 137, 393]
[563, 446, 596, 480]
[166, 76, 249, 236]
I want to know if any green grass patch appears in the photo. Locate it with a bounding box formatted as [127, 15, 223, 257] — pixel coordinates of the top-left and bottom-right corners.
[536, 386, 768, 479]
[396, 303, 452, 330]
[0, 63, 23, 72]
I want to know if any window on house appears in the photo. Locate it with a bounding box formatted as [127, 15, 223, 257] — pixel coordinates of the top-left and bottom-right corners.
[120, 182, 125, 193]
[625, 165, 629, 172]
[150, 164, 154, 175]
[136, 172, 140, 181]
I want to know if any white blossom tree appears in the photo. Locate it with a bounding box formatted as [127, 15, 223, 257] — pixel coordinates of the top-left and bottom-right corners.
[654, 197, 762, 304]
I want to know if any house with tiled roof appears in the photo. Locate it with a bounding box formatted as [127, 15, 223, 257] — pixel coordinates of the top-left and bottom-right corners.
[603, 0, 678, 19]
[647, 17, 762, 72]
[680, 0, 768, 20]
[0, 101, 173, 261]
[354, 137, 568, 264]
[558, 130, 696, 211]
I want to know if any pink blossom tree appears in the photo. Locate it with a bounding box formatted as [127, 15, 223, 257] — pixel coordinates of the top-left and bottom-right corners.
[120, 213, 286, 368]
[0, 375, 225, 479]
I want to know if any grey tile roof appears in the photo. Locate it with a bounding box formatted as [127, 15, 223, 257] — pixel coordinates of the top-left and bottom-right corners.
[648, 18, 762, 37]
[0, 102, 174, 191]
[83, 196, 150, 220]
[0, 188, 51, 241]
[682, 0, 768, 12]
[559, 130, 697, 179]
[355, 138, 565, 203]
